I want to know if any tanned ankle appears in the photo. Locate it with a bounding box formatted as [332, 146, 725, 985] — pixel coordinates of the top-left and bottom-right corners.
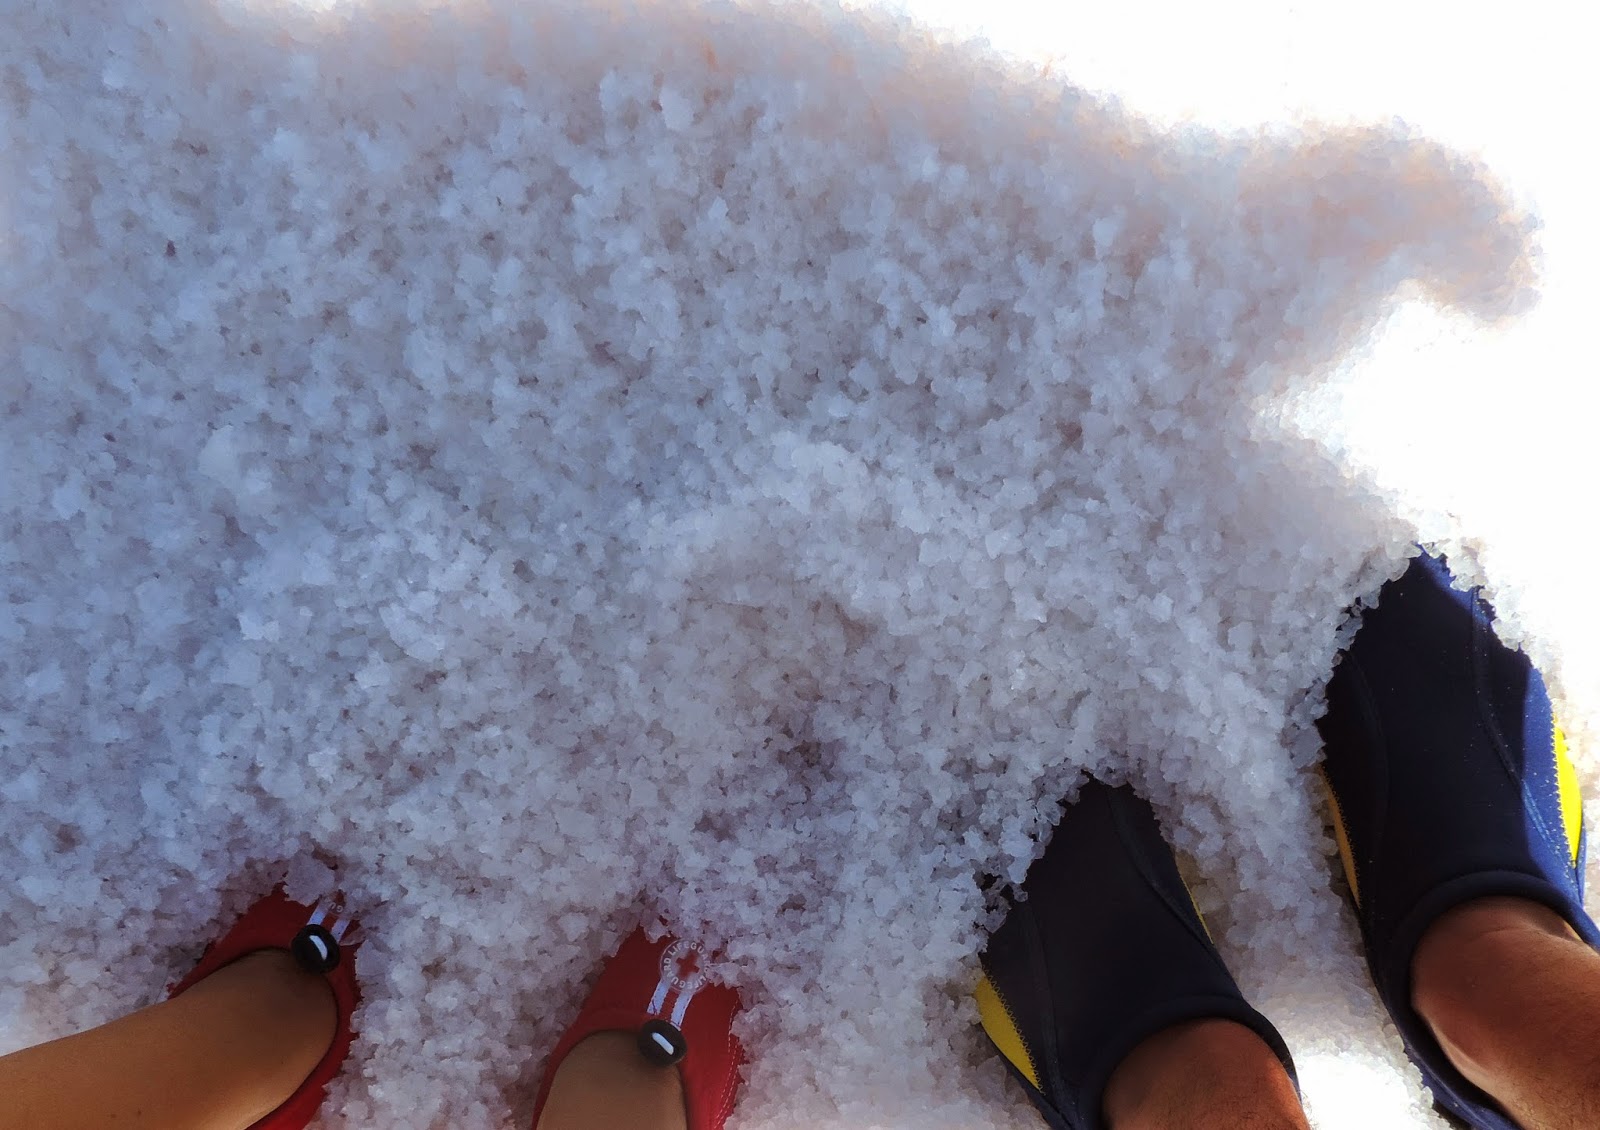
[1416, 896, 1579, 957]
[0, 947, 339, 1130]
[536, 1031, 688, 1130]
[163, 948, 338, 1124]
[1412, 895, 1580, 1076]
[1102, 1018, 1307, 1130]
[1413, 896, 1600, 1130]
[180, 949, 337, 1050]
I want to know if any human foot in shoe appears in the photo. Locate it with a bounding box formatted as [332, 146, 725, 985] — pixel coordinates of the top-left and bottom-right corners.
[1319, 550, 1599, 1128]
[167, 885, 361, 1130]
[0, 884, 360, 1130]
[531, 927, 743, 1130]
[976, 777, 1300, 1129]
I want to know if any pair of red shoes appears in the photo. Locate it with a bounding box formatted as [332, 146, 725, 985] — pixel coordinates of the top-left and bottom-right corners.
[168, 887, 744, 1130]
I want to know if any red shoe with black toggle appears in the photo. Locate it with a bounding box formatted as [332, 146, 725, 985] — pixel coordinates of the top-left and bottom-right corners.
[530, 927, 745, 1130]
[168, 885, 362, 1130]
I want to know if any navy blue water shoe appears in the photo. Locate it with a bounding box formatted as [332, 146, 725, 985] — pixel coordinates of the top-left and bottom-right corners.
[976, 778, 1296, 1130]
[1318, 551, 1596, 1128]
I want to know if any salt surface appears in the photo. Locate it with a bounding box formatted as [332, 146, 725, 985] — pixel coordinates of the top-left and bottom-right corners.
[0, 1, 1584, 1127]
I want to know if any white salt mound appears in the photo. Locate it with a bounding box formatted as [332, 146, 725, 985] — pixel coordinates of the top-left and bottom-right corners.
[0, 1, 1582, 1127]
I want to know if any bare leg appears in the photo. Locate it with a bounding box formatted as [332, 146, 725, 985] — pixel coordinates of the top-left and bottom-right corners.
[1413, 895, 1600, 1130]
[1102, 1018, 1311, 1130]
[535, 1031, 688, 1130]
[0, 950, 335, 1130]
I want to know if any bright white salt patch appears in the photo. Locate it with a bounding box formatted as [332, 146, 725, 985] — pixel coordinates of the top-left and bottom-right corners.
[1, 2, 1592, 1129]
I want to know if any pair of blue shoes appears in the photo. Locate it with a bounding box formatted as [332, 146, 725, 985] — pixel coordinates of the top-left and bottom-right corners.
[978, 552, 1595, 1129]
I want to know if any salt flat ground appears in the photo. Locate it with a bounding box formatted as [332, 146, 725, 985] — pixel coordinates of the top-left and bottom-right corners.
[1, 1, 1595, 1127]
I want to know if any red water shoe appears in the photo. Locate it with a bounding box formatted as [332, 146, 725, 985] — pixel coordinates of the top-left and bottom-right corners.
[529, 927, 744, 1130]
